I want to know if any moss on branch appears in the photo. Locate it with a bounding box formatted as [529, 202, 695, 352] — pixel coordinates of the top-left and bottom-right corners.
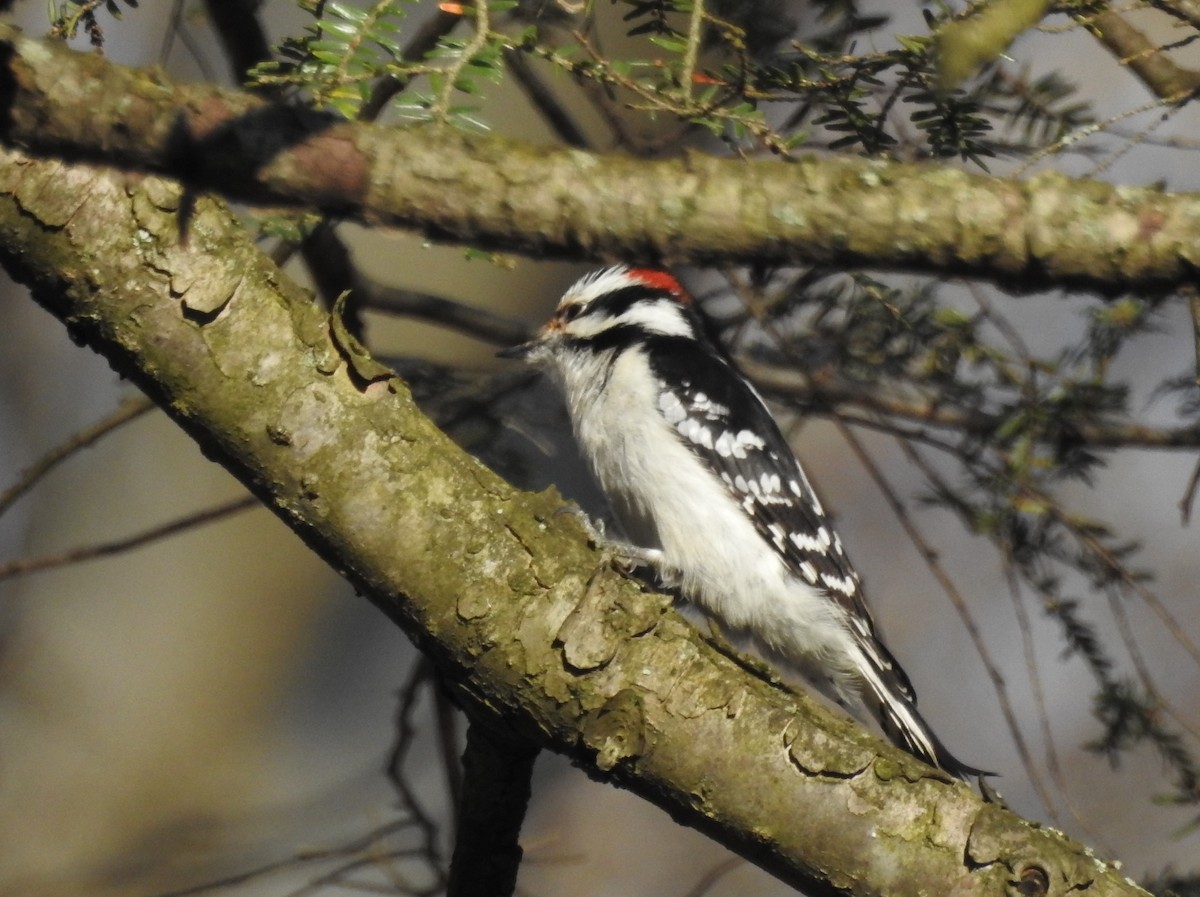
[0, 142, 1151, 897]
[0, 24, 1197, 294]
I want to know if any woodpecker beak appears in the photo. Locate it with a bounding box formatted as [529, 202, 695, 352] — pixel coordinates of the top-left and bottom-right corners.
[496, 339, 538, 361]
[497, 320, 559, 363]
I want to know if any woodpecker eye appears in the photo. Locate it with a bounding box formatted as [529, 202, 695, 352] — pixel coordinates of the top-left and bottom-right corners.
[559, 303, 584, 323]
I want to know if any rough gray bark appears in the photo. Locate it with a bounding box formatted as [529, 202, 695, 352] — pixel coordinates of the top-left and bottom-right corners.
[0, 142, 1147, 897]
[0, 23, 1196, 295]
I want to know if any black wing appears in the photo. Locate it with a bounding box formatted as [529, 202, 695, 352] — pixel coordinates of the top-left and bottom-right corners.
[646, 337, 916, 699]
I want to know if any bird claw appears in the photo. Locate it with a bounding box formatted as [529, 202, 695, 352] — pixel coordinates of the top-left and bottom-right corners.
[556, 504, 608, 545]
[556, 506, 662, 574]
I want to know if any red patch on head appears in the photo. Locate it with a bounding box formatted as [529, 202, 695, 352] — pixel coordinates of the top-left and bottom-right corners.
[629, 269, 691, 304]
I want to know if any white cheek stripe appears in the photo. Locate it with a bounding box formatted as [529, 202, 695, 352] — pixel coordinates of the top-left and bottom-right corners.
[616, 301, 693, 338]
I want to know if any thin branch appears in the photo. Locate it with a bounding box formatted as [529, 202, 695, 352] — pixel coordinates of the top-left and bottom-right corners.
[741, 359, 1200, 450]
[680, 855, 744, 897]
[435, 0, 491, 122]
[679, 0, 705, 98]
[504, 48, 591, 148]
[366, 281, 532, 347]
[434, 682, 464, 829]
[387, 658, 451, 889]
[840, 425, 1055, 812]
[1000, 561, 1113, 852]
[0, 395, 155, 520]
[149, 820, 418, 897]
[1063, 512, 1200, 682]
[359, 9, 463, 121]
[1189, 287, 1200, 388]
[0, 495, 257, 583]
[1100, 572, 1200, 746]
[1180, 454, 1200, 524]
[1083, 8, 1200, 100]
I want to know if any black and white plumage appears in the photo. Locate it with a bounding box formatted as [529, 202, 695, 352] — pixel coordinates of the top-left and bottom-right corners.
[501, 266, 982, 778]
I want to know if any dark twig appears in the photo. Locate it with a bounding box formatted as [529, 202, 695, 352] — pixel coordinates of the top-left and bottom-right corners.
[504, 48, 591, 148]
[1060, 508, 1200, 681]
[1000, 561, 1106, 846]
[680, 855, 744, 897]
[741, 358, 1200, 450]
[200, 0, 273, 86]
[1180, 454, 1200, 524]
[387, 657, 451, 888]
[0, 395, 155, 520]
[1083, 8, 1200, 101]
[359, 10, 463, 122]
[149, 819, 415, 897]
[367, 281, 533, 348]
[0, 495, 257, 583]
[434, 684, 464, 830]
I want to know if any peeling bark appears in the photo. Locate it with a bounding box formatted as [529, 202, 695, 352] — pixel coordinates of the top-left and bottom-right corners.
[0, 144, 1150, 897]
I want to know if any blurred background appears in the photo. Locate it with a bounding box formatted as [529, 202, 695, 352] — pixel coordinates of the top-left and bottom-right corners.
[2, 1, 1200, 895]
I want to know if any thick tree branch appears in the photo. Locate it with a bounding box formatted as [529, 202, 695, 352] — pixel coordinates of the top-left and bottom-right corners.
[446, 721, 539, 897]
[0, 24, 1197, 295]
[0, 144, 1147, 897]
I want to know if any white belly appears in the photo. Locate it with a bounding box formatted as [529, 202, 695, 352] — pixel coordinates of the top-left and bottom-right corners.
[558, 349, 857, 680]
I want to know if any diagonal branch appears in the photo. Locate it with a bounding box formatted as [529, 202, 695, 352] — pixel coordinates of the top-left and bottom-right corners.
[1, 24, 1199, 295]
[0, 143, 1148, 897]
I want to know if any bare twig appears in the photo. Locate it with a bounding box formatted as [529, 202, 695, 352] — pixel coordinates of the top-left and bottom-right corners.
[366, 280, 532, 347]
[1180, 454, 1200, 524]
[680, 855, 743, 897]
[0, 495, 257, 583]
[740, 358, 1200, 451]
[1083, 8, 1200, 100]
[1063, 512, 1200, 681]
[434, 684, 464, 829]
[387, 658, 451, 885]
[504, 49, 591, 148]
[679, 0, 705, 98]
[1000, 561, 1112, 850]
[149, 820, 416, 897]
[360, 9, 463, 122]
[1189, 287, 1200, 388]
[0, 395, 155, 520]
[436, 0, 491, 122]
[842, 426, 1053, 807]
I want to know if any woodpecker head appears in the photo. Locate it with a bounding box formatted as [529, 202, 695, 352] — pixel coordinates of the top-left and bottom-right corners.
[498, 266, 701, 365]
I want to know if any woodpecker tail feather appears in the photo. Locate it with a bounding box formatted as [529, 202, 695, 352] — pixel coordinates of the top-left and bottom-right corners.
[853, 639, 991, 780]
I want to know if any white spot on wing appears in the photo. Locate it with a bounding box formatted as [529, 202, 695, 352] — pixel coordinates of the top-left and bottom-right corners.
[714, 429, 764, 459]
[678, 418, 714, 449]
[688, 392, 729, 419]
[821, 573, 857, 596]
[766, 523, 786, 548]
[658, 391, 686, 425]
[790, 531, 827, 553]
